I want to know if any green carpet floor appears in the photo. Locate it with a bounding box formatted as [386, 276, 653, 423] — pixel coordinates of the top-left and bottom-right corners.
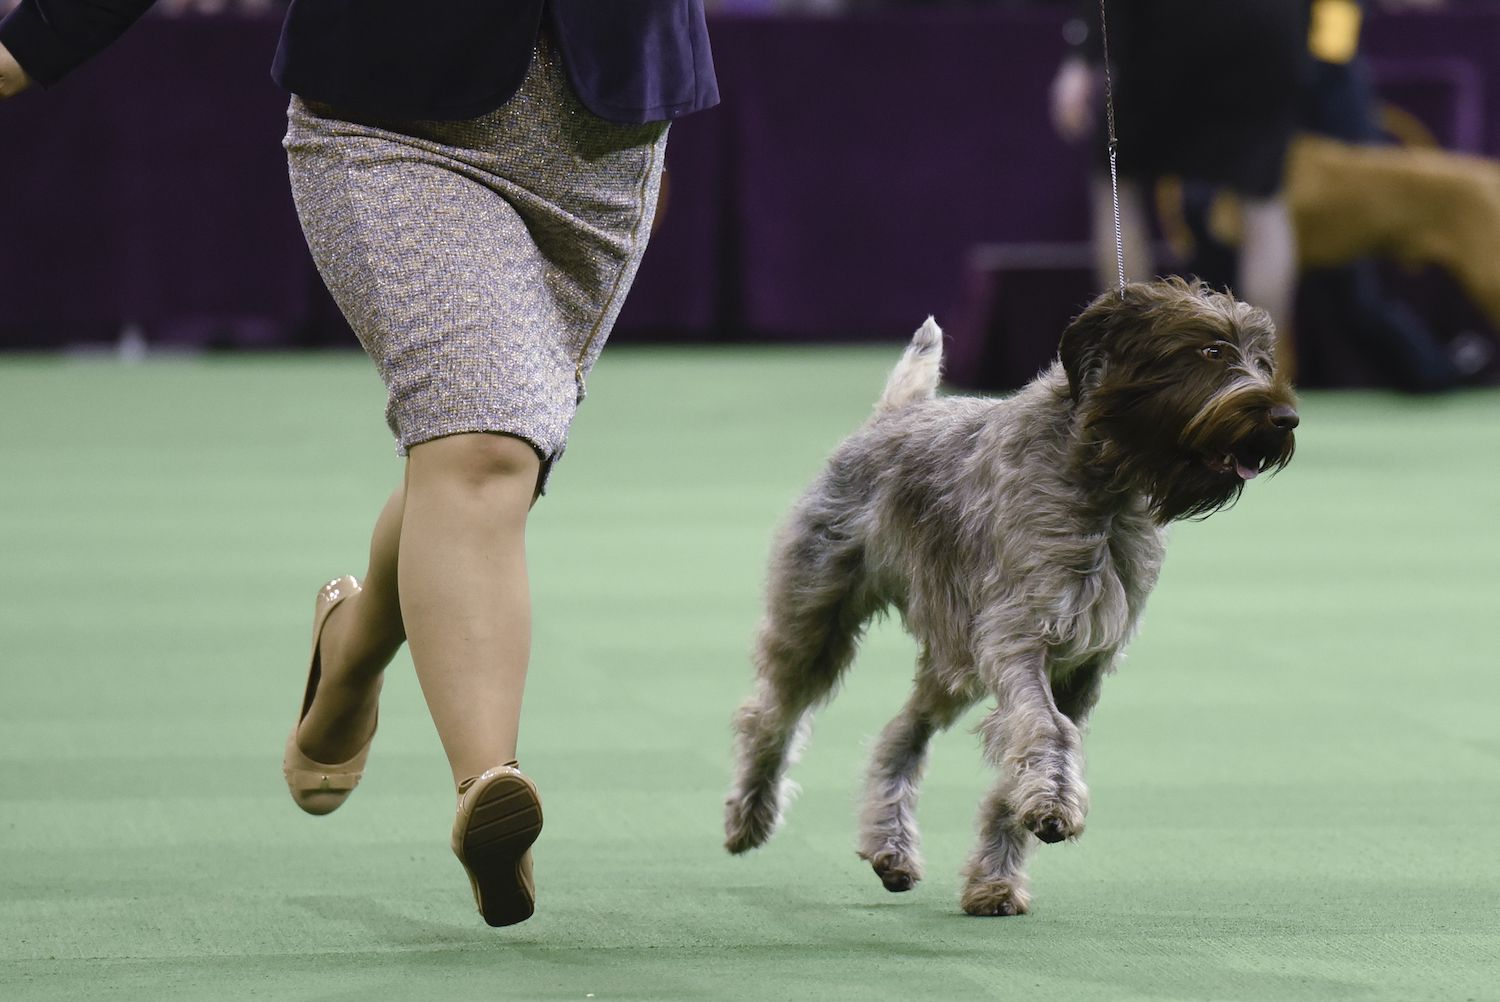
[1, 347, 1496, 1001]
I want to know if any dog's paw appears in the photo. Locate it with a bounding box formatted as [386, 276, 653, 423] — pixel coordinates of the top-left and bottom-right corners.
[723, 790, 780, 854]
[859, 848, 922, 893]
[960, 879, 1031, 917]
[1008, 749, 1089, 843]
[1014, 778, 1088, 845]
[1020, 805, 1085, 844]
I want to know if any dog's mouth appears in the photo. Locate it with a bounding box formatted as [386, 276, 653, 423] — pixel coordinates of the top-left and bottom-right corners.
[1184, 410, 1296, 488]
[1202, 449, 1266, 481]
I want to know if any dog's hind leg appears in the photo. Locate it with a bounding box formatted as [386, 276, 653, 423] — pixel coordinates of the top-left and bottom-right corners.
[857, 660, 975, 892]
[724, 512, 874, 854]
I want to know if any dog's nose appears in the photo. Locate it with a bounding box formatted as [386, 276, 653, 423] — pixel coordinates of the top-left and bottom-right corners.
[1267, 404, 1299, 431]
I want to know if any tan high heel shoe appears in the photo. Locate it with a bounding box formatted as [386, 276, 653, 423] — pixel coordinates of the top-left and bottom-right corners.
[282, 575, 377, 816]
[452, 763, 544, 927]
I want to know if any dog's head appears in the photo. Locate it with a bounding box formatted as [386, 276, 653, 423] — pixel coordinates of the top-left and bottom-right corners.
[1059, 277, 1298, 523]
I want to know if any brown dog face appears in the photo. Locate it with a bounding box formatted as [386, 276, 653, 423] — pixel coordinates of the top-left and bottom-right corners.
[1059, 278, 1299, 523]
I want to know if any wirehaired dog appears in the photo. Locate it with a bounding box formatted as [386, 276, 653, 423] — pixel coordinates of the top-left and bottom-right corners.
[723, 278, 1298, 916]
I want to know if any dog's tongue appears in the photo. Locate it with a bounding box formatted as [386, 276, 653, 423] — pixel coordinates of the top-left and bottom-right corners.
[1236, 458, 1261, 480]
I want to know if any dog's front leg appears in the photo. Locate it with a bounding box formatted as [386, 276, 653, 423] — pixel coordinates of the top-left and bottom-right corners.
[979, 647, 1089, 845]
[959, 782, 1036, 915]
[1051, 658, 1110, 730]
[960, 649, 1087, 916]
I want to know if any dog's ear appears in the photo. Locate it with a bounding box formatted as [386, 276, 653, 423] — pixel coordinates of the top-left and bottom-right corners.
[1059, 293, 1117, 400]
[1060, 282, 1180, 399]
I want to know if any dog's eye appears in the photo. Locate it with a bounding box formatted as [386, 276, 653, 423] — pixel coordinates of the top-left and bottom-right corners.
[1201, 344, 1225, 361]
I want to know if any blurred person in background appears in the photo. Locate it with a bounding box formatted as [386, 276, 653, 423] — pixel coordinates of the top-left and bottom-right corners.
[1054, 0, 1498, 391]
[0, 0, 718, 927]
[1162, 0, 1496, 391]
[1050, 0, 1308, 373]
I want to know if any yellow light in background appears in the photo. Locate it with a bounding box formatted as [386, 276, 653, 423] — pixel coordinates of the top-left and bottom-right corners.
[1309, 0, 1363, 65]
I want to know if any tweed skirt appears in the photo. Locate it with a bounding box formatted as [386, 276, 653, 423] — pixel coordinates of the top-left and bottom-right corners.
[283, 35, 668, 486]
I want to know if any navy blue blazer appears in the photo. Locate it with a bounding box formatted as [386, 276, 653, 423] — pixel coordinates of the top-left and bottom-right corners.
[0, 0, 719, 123]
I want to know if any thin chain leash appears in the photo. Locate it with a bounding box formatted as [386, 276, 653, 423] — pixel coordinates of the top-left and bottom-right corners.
[1098, 0, 1125, 298]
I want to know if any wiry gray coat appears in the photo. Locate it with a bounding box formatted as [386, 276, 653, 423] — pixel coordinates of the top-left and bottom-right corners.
[724, 279, 1298, 916]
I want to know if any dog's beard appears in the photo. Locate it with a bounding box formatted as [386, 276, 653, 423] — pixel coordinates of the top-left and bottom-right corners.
[1081, 384, 1296, 524]
[1147, 461, 1252, 522]
[1090, 440, 1248, 523]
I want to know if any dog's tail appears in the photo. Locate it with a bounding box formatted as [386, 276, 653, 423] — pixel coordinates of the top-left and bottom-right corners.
[876, 317, 944, 413]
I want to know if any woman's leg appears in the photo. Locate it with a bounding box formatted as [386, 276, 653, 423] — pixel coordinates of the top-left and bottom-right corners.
[295, 480, 407, 764]
[400, 432, 540, 787]
[1238, 194, 1299, 375]
[294, 430, 537, 787]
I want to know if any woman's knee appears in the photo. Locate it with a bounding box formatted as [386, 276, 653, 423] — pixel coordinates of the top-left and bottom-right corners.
[408, 432, 543, 497]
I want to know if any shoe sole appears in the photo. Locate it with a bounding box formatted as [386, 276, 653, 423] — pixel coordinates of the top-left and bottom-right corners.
[454, 773, 544, 927]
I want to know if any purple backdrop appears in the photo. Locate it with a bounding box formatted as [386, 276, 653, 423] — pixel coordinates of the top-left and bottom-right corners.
[2, 7, 1499, 350]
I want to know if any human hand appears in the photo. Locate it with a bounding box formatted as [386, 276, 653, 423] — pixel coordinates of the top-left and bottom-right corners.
[1049, 57, 1096, 144]
[0, 41, 32, 98]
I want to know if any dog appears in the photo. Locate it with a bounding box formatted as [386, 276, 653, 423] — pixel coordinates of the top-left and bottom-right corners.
[723, 278, 1298, 916]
